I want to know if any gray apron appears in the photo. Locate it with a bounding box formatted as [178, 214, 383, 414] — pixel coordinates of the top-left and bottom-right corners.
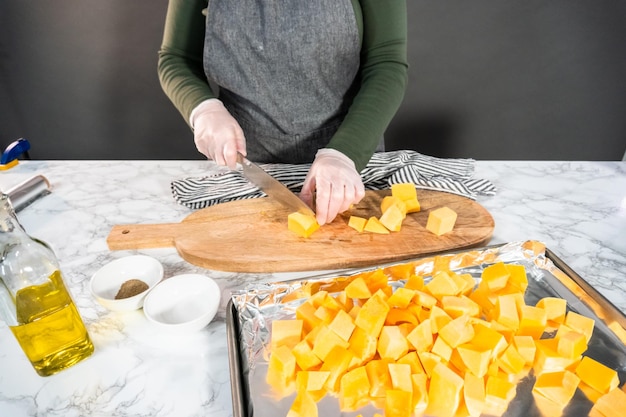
[203, 0, 361, 164]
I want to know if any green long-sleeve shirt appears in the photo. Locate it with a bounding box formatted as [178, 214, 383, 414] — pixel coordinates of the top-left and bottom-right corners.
[158, 0, 408, 171]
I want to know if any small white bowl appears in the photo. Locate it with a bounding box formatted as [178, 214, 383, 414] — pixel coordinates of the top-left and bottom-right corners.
[90, 255, 164, 311]
[143, 274, 220, 332]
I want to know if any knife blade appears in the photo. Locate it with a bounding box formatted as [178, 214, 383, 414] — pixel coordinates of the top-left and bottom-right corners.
[237, 153, 316, 217]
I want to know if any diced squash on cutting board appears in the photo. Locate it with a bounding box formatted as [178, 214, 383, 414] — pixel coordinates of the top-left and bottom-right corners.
[348, 216, 367, 233]
[379, 204, 404, 232]
[426, 206, 458, 236]
[364, 217, 389, 234]
[288, 212, 319, 238]
[265, 261, 617, 416]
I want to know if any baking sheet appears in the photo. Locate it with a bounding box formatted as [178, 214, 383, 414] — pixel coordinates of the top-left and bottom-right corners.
[226, 241, 626, 417]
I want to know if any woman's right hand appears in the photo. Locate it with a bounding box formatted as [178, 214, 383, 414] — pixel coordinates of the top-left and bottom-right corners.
[190, 99, 246, 169]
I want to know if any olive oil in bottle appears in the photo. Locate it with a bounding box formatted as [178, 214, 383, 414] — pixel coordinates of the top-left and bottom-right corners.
[0, 193, 93, 376]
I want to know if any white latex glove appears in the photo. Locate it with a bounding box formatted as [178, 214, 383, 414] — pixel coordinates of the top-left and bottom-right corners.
[190, 99, 246, 169]
[300, 148, 365, 226]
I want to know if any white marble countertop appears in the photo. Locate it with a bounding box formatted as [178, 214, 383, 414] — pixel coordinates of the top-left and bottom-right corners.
[0, 160, 624, 417]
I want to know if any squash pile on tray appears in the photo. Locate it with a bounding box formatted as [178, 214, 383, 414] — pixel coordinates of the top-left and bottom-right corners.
[266, 262, 625, 417]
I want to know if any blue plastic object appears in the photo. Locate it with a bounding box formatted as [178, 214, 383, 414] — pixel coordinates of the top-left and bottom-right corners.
[1, 138, 31, 169]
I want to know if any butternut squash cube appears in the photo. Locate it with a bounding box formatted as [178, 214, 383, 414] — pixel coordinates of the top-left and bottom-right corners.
[348, 326, 378, 365]
[493, 293, 520, 331]
[590, 386, 626, 417]
[380, 196, 407, 218]
[385, 308, 418, 326]
[413, 290, 437, 309]
[366, 359, 393, 397]
[292, 339, 322, 371]
[286, 391, 318, 417]
[426, 271, 461, 299]
[463, 372, 486, 417]
[391, 182, 418, 201]
[426, 206, 458, 236]
[385, 389, 413, 417]
[387, 287, 416, 309]
[504, 263, 528, 292]
[344, 276, 372, 299]
[320, 346, 354, 392]
[532, 370, 580, 407]
[556, 327, 588, 359]
[471, 323, 508, 360]
[438, 314, 475, 348]
[575, 356, 620, 394]
[404, 198, 421, 213]
[564, 311, 595, 343]
[328, 309, 356, 343]
[348, 215, 367, 233]
[354, 292, 390, 337]
[296, 301, 323, 333]
[312, 325, 349, 362]
[388, 363, 413, 393]
[481, 262, 510, 292]
[536, 297, 567, 324]
[512, 335, 536, 365]
[485, 375, 516, 412]
[456, 343, 492, 378]
[426, 363, 464, 417]
[518, 305, 548, 338]
[313, 305, 336, 324]
[441, 295, 481, 319]
[406, 318, 434, 353]
[288, 212, 320, 238]
[418, 351, 443, 378]
[339, 366, 371, 411]
[411, 373, 429, 414]
[497, 344, 526, 375]
[271, 319, 304, 350]
[364, 216, 390, 234]
[534, 338, 580, 374]
[431, 336, 454, 362]
[296, 370, 330, 392]
[266, 345, 297, 396]
[377, 326, 409, 360]
[397, 351, 425, 374]
[379, 204, 405, 232]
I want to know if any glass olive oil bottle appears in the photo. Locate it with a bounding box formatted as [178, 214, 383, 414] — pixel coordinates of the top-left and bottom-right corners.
[0, 194, 93, 376]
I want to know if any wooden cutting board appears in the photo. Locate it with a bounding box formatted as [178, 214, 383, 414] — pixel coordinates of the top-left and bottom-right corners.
[106, 190, 494, 273]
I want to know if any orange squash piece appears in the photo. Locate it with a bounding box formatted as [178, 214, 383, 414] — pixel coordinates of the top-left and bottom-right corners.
[456, 343, 492, 378]
[441, 295, 481, 319]
[426, 363, 464, 417]
[533, 338, 580, 374]
[364, 216, 390, 234]
[426, 206, 457, 236]
[288, 212, 320, 238]
[411, 373, 429, 414]
[271, 319, 304, 350]
[344, 276, 372, 299]
[493, 293, 520, 331]
[426, 271, 461, 299]
[388, 363, 413, 393]
[328, 309, 356, 342]
[380, 195, 407, 218]
[406, 318, 433, 353]
[564, 311, 595, 343]
[484, 375, 516, 414]
[471, 322, 508, 360]
[320, 345, 354, 392]
[496, 344, 526, 375]
[536, 297, 567, 324]
[512, 335, 536, 365]
[354, 292, 390, 337]
[532, 370, 580, 407]
[590, 386, 626, 417]
[391, 182, 418, 201]
[379, 204, 405, 232]
[296, 301, 323, 333]
[266, 345, 297, 396]
[348, 326, 378, 366]
[286, 391, 318, 417]
[438, 314, 475, 348]
[387, 287, 416, 309]
[463, 372, 486, 417]
[348, 215, 367, 233]
[397, 351, 425, 374]
[339, 366, 371, 411]
[385, 389, 413, 417]
[481, 262, 510, 292]
[377, 326, 409, 360]
[518, 305, 548, 338]
[504, 263, 528, 292]
[366, 359, 393, 398]
[311, 325, 349, 362]
[292, 339, 322, 371]
[575, 356, 619, 394]
[556, 327, 588, 359]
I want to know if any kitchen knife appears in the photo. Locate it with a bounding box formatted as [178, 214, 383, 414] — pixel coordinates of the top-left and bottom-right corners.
[237, 153, 315, 217]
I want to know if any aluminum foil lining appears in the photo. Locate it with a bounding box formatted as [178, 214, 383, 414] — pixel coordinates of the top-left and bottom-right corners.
[230, 240, 626, 417]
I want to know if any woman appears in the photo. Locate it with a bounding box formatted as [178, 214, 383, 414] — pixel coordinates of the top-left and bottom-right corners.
[158, 0, 408, 225]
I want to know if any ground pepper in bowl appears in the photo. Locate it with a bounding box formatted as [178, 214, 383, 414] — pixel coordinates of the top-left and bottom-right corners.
[115, 279, 149, 299]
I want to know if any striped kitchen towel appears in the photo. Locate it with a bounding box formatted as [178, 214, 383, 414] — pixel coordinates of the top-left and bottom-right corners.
[171, 150, 496, 210]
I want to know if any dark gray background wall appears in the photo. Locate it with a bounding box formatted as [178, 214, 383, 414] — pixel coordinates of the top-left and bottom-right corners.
[1, 1, 625, 161]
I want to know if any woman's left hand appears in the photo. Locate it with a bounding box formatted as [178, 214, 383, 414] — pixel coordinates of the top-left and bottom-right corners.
[300, 149, 365, 226]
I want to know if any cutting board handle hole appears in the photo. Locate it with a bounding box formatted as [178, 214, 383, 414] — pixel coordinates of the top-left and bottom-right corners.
[122, 229, 130, 234]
